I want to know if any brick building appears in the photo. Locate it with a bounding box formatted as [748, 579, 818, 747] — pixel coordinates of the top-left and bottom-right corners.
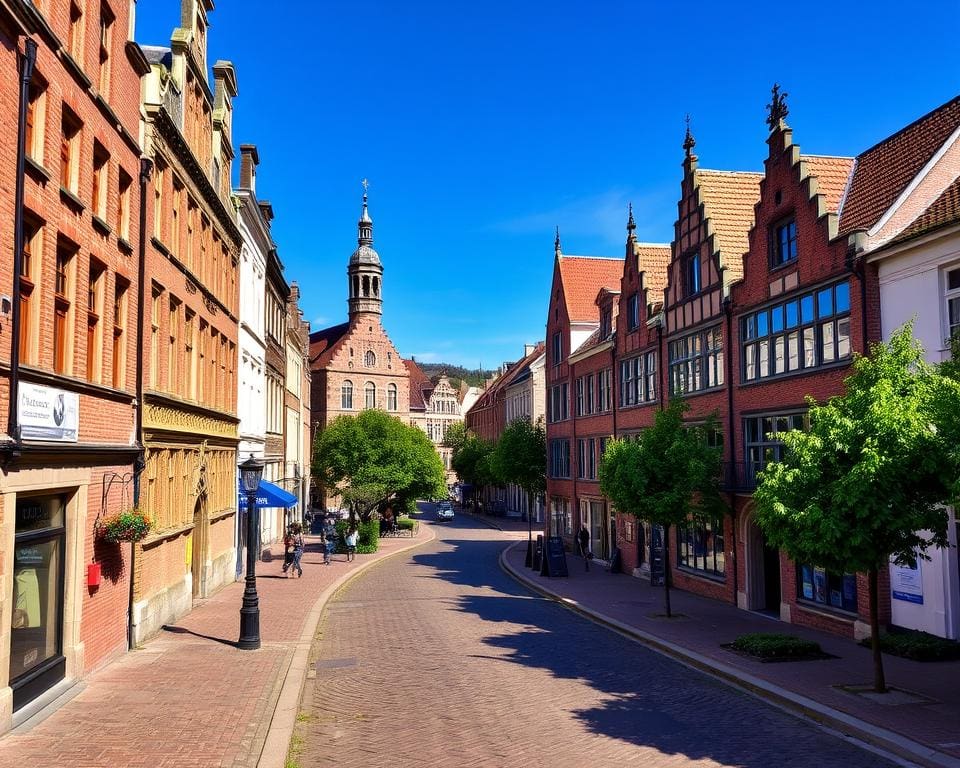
[133, 2, 241, 644]
[283, 282, 310, 522]
[309, 191, 410, 510]
[0, 0, 148, 724]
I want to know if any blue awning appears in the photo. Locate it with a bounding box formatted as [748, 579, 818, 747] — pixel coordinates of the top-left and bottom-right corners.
[238, 480, 298, 510]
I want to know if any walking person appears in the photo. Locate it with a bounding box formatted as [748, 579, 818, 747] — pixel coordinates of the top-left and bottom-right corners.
[345, 525, 358, 562]
[577, 524, 591, 572]
[281, 527, 295, 576]
[288, 522, 305, 577]
[323, 517, 337, 565]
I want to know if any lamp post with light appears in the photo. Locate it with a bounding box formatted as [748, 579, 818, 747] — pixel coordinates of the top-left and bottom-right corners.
[238, 455, 265, 650]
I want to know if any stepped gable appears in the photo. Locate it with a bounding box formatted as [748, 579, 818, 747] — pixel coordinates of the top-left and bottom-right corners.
[891, 174, 960, 244]
[694, 170, 763, 283]
[801, 155, 856, 214]
[309, 322, 350, 367]
[840, 95, 960, 234]
[633, 243, 672, 300]
[558, 255, 625, 322]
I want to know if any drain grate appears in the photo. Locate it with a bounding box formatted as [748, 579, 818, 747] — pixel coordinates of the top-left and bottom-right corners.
[315, 657, 358, 671]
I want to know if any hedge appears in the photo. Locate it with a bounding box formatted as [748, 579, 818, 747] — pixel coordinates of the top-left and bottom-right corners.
[861, 629, 960, 662]
[730, 632, 822, 659]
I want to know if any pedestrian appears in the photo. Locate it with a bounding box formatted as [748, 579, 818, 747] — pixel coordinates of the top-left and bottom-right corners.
[281, 527, 295, 576]
[577, 524, 591, 572]
[287, 522, 305, 577]
[323, 517, 337, 565]
[345, 526, 358, 562]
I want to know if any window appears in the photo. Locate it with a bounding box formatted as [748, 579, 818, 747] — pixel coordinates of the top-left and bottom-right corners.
[685, 252, 701, 296]
[576, 437, 597, 480]
[677, 516, 725, 578]
[945, 267, 960, 341]
[197, 319, 207, 401]
[771, 218, 797, 267]
[549, 439, 570, 478]
[112, 279, 127, 388]
[551, 332, 562, 366]
[627, 293, 639, 330]
[741, 281, 850, 382]
[171, 180, 182, 255]
[550, 497, 572, 537]
[669, 326, 723, 395]
[68, 1, 83, 61]
[167, 297, 180, 393]
[364, 381, 376, 409]
[620, 352, 657, 406]
[548, 383, 568, 422]
[364, 350, 375, 367]
[86, 260, 104, 382]
[117, 168, 131, 241]
[153, 162, 164, 239]
[596, 368, 612, 412]
[387, 383, 397, 411]
[797, 564, 857, 612]
[25, 78, 46, 163]
[60, 108, 81, 193]
[149, 285, 161, 388]
[92, 142, 108, 221]
[97, 3, 113, 98]
[54, 241, 75, 375]
[744, 411, 808, 484]
[19, 219, 40, 363]
[600, 306, 612, 338]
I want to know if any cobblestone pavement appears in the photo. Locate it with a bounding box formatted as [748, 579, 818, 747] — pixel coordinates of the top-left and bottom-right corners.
[294, 510, 896, 768]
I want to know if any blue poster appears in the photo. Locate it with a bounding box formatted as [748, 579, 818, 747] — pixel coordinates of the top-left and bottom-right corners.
[891, 561, 923, 605]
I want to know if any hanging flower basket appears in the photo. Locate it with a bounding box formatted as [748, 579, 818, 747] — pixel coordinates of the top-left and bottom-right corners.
[98, 508, 152, 543]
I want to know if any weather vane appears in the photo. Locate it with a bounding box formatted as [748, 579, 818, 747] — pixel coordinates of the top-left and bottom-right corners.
[766, 83, 789, 130]
[361, 178, 369, 194]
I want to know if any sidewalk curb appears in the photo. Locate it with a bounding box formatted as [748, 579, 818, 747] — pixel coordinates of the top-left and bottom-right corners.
[499, 541, 960, 768]
[256, 525, 437, 768]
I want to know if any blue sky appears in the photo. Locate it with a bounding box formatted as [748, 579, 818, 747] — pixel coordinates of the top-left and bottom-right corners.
[136, 1, 960, 369]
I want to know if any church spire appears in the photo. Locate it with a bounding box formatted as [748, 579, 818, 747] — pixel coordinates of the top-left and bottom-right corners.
[358, 178, 373, 246]
[348, 179, 383, 321]
[554, 226, 562, 257]
[626, 203, 636, 238]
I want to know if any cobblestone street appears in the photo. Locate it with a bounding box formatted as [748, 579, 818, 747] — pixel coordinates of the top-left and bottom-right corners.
[293, 509, 897, 768]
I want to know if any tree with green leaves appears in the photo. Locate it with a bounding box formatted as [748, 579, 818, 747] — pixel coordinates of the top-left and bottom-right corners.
[313, 409, 446, 523]
[753, 325, 960, 692]
[599, 399, 725, 617]
[489, 417, 547, 567]
[451, 432, 494, 513]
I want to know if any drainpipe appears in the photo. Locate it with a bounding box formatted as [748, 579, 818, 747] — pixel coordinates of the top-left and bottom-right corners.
[656, 320, 664, 412]
[723, 295, 738, 606]
[128, 156, 152, 651]
[7, 38, 37, 456]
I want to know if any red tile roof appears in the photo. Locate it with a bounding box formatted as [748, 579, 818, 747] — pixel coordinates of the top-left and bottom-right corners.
[891, 174, 960, 245]
[840, 95, 960, 234]
[634, 243, 672, 299]
[403, 358, 434, 411]
[464, 342, 545, 421]
[802, 155, 855, 214]
[558, 255, 624, 323]
[308, 322, 350, 368]
[696, 170, 762, 282]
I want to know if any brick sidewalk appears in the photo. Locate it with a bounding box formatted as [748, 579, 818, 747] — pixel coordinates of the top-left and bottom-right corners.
[503, 542, 960, 768]
[0, 527, 431, 768]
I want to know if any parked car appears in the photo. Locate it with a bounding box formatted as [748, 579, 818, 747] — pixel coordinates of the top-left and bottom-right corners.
[436, 504, 455, 521]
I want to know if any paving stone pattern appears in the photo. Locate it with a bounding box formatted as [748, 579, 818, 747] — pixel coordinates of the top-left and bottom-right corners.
[295, 515, 894, 768]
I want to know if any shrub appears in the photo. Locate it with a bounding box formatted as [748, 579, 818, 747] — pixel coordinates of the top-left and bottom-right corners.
[396, 518, 415, 531]
[99, 509, 152, 543]
[730, 633, 822, 659]
[861, 629, 960, 662]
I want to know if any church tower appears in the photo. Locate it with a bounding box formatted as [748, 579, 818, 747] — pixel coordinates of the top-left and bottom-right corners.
[347, 186, 383, 322]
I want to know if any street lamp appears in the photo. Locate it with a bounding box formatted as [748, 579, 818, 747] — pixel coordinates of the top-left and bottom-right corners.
[238, 454, 265, 650]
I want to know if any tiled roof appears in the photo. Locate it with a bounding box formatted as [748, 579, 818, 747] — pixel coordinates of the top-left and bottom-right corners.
[695, 170, 762, 282]
[634, 243, 672, 299]
[572, 327, 605, 357]
[890, 174, 960, 245]
[558, 256, 624, 323]
[840, 95, 960, 234]
[465, 342, 545, 419]
[308, 322, 350, 368]
[403, 359, 433, 411]
[801, 155, 855, 214]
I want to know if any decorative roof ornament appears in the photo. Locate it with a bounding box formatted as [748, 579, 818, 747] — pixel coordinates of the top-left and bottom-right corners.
[554, 226, 562, 256]
[766, 83, 789, 131]
[350, 179, 380, 266]
[627, 203, 636, 235]
[683, 114, 696, 158]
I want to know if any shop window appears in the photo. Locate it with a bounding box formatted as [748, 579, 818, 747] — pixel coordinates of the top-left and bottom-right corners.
[797, 564, 857, 612]
[676, 516, 725, 578]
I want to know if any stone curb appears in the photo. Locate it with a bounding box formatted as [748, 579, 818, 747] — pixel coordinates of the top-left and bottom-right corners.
[256, 525, 437, 768]
[499, 540, 960, 768]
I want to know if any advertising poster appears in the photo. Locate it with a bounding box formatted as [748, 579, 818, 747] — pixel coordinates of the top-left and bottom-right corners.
[19, 383, 78, 442]
[891, 560, 923, 605]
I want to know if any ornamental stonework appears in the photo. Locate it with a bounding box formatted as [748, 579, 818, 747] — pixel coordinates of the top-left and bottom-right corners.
[143, 402, 239, 440]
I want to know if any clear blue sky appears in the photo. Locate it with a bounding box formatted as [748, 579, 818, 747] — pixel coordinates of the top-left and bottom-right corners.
[136, 1, 960, 369]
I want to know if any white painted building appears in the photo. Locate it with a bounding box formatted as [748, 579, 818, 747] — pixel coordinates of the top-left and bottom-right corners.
[504, 343, 546, 522]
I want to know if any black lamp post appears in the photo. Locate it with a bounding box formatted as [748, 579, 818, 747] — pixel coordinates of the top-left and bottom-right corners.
[238, 454, 265, 650]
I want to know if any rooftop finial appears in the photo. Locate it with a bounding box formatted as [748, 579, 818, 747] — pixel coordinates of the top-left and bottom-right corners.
[766, 83, 789, 131]
[627, 203, 636, 235]
[357, 179, 373, 243]
[683, 114, 696, 157]
[554, 226, 562, 256]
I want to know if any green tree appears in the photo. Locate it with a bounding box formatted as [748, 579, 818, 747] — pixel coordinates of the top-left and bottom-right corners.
[313, 409, 446, 523]
[753, 326, 960, 692]
[489, 417, 547, 566]
[599, 399, 724, 617]
[443, 421, 468, 455]
[451, 432, 494, 513]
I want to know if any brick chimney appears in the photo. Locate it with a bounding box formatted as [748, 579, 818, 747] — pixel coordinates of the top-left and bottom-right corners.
[239, 144, 258, 192]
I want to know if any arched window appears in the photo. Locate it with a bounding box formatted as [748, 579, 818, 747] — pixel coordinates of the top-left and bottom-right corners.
[341, 380, 353, 410]
[364, 350, 375, 367]
[364, 381, 376, 409]
[387, 383, 397, 411]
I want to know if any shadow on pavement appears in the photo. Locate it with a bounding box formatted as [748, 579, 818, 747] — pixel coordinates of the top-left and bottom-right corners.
[161, 624, 238, 648]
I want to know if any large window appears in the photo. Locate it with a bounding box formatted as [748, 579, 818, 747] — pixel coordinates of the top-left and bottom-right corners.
[341, 380, 353, 410]
[98, 3, 113, 98]
[54, 242, 75, 375]
[19, 219, 41, 364]
[771, 218, 797, 267]
[551, 332, 562, 366]
[92, 143, 109, 222]
[743, 411, 807, 483]
[627, 293, 639, 330]
[550, 497, 572, 537]
[548, 382, 568, 422]
[576, 438, 597, 480]
[669, 326, 722, 395]
[25, 77, 45, 163]
[549, 439, 570, 478]
[685, 252, 701, 296]
[364, 381, 376, 409]
[797, 565, 857, 613]
[620, 352, 657, 406]
[677, 516, 724, 578]
[742, 281, 850, 382]
[575, 375, 595, 416]
[60, 108, 81, 194]
[387, 383, 397, 411]
[86, 261, 104, 382]
[596, 368, 612, 412]
[945, 267, 960, 340]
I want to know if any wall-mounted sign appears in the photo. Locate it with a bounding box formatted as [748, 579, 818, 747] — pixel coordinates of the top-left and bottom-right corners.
[19, 383, 78, 442]
[891, 560, 923, 605]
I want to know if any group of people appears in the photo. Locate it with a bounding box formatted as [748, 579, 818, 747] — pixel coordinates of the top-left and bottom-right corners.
[281, 515, 359, 577]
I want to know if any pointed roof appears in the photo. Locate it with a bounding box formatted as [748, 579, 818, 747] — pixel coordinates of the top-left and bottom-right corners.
[890, 174, 960, 245]
[634, 243, 672, 298]
[840, 95, 960, 234]
[558, 255, 624, 323]
[695, 170, 763, 281]
[308, 322, 350, 367]
[801, 155, 856, 214]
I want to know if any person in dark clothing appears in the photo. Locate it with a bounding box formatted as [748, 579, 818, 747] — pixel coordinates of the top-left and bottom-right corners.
[577, 524, 591, 571]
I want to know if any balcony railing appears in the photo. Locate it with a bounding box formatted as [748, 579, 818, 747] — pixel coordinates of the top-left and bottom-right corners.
[719, 461, 764, 493]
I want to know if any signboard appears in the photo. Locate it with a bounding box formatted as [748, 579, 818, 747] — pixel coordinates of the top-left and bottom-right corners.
[650, 525, 665, 586]
[541, 535, 568, 577]
[891, 560, 923, 605]
[19, 382, 78, 442]
[533, 535, 543, 572]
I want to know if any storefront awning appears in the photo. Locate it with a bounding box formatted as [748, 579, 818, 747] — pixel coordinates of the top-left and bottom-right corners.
[237, 480, 298, 510]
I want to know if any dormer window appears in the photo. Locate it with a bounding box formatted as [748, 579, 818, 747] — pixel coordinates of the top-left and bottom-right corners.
[600, 306, 612, 338]
[772, 218, 797, 267]
[685, 252, 701, 296]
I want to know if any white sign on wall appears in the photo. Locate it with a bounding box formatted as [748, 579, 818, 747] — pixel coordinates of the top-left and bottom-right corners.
[19, 382, 79, 442]
[891, 560, 923, 605]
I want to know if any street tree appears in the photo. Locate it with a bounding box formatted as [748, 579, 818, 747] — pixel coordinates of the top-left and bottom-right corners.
[489, 417, 546, 566]
[313, 409, 446, 523]
[753, 326, 960, 692]
[451, 432, 494, 513]
[599, 399, 724, 617]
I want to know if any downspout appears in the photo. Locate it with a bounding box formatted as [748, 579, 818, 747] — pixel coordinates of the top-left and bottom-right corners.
[723, 295, 738, 606]
[7, 38, 37, 457]
[128, 156, 152, 651]
[656, 320, 665, 411]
